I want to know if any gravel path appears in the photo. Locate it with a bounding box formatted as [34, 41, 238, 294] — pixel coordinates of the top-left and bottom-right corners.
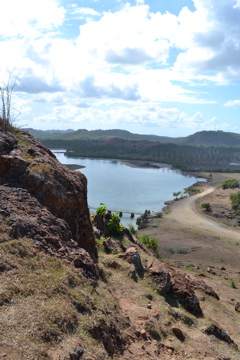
[167, 186, 240, 241]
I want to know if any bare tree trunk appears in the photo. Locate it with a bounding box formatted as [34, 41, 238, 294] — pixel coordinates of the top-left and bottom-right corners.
[0, 73, 19, 132]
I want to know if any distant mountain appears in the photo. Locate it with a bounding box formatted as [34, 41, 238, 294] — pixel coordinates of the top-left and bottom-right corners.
[24, 128, 74, 139]
[26, 128, 183, 143]
[25, 128, 240, 147]
[179, 130, 240, 146]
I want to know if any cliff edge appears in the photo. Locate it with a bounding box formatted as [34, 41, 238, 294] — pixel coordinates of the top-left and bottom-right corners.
[0, 129, 97, 262]
[0, 129, 240, 360]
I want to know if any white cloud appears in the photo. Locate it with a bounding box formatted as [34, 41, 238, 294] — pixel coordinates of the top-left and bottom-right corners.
[76, 4, 176, 66]
[0, 0, 240, 134]
[224, 100, 240, 107]
[72, 7, 99, 16]
[0, 0, 65, 37]
[174, 0, 240, 82]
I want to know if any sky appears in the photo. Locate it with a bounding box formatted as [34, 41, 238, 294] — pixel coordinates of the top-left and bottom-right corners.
[1, 0, 240, 137]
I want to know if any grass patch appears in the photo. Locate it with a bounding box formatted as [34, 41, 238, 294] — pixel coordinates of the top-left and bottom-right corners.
[167, 247, 188, 254]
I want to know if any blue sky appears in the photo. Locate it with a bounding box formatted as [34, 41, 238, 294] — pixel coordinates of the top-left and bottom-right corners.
[1, 0, 240, 137]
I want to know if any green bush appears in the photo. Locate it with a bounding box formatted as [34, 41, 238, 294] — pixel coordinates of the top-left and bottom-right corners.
[128, 224, 137, 234]
[106, 213, 123, 236]
[95, 203, 123, 236]
[136, 210, 150, 229]
[221, 179, 239, 189]
[201, 203, 211, 211]
[230, 192, 240, 212]
[96, 203, 107, 216]
[139, 235, 158, 252]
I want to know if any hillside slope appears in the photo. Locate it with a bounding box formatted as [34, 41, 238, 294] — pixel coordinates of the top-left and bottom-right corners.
[0, 128, 239, 360]
[26, 127, 240, 146]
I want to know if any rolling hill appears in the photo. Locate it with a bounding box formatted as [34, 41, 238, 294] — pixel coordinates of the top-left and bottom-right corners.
[25, 128, 240, 146]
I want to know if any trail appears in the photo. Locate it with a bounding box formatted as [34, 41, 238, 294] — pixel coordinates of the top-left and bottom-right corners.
[167, 186, 240, 241]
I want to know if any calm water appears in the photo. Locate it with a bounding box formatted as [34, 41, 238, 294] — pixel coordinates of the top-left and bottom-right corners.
[53, 151, 203, 226]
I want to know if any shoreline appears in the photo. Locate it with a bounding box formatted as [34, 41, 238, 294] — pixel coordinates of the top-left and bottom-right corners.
[119, 159, 172, 169]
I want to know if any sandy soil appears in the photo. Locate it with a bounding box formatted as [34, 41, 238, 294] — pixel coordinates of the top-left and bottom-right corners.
[139, 173, 240, 270]
[166, 186, 240, 241]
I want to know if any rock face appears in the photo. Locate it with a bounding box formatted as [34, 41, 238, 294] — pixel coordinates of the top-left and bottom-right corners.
[0, 186, 98, 278]
[147, 260, 219, 316]
[0, 129, 97, 261]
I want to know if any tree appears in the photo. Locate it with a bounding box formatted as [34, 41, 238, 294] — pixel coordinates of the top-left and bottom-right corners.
[0, 73, 20, 132]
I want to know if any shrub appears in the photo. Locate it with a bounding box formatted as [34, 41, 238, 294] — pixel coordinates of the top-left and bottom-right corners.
[221, 179, 239, 189]
[95, 203, 123, 236]
[201, 203, 211, 211]
[184, 186, 201, 196]
[96, 203, 107, 216]
[106, 213, 123, 236]
[136, 210, 150, 229]
[139, 235, 158, 252]
[230, 192, 240, 212]
[128, 224, 137, 234]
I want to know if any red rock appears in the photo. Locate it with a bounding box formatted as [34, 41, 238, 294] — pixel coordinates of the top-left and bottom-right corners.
[0, 129, 97, 260]
[0, 186, 98, 278]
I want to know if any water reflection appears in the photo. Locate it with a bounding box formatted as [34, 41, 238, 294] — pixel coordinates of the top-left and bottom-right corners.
[53, 151, 204, 227]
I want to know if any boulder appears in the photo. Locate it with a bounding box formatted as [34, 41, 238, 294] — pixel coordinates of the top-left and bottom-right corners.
[124, 247, 144, 278]
[171, 272, 203, 317]
[235, 302, 240, 312]
[203, 321, 237, 347]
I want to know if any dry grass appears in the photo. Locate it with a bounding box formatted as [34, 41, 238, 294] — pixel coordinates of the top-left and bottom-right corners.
[1, 209, 240, 359]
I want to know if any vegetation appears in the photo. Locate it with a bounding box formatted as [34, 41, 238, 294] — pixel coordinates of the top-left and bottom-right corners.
[173, 191, 182, 200]
[201, 203, 211, 211]
[184, 186, 201, 196]
[0, 73, 19, 132]
[136, 210, 150, 229]
[128, 223, 137, 234]
[139, 235, 158, 252]
[29, 128, 240, 147]
[95, 203, 123, 236]
[40, 136, 240, 172]
[167, 247, 188, 254]
[139, 235, 160, 258]
[231, 280, 237, 289]
[230, 192, 240, 215]
[221, 179, 240, 189]
[96, 202, 107, 216]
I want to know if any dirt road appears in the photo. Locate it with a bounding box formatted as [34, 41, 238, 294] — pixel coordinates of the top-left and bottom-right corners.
[167, 186, 240, 241]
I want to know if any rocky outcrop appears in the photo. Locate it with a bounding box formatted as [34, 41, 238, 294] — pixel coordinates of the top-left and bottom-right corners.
[203, 320, 238, 347]
[0, 186, 98, 278]
[147, 260, 219, 316]
[0, 129, 97, 260]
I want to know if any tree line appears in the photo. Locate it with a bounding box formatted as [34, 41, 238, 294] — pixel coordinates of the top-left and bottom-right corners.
[41, 138, 240, 172]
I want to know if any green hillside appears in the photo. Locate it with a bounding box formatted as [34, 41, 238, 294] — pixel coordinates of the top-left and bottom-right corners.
[24, 128, 74, 139]
[26, 128, 240, 146]
[26, 128, 181, 143]
[179, 130, 240, 146]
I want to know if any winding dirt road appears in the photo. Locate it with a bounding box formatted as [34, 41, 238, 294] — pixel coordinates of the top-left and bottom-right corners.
[167, 186, 240, 241]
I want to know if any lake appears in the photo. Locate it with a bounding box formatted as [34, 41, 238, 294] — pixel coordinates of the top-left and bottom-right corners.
[53, 151, 204, 227]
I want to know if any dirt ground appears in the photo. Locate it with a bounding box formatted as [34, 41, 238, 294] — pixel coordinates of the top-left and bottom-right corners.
[138, 173, 240, 302]
[139, 173, 240, 266]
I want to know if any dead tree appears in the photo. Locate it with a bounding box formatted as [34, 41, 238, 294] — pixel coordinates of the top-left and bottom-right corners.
[0, 73, 20, 132]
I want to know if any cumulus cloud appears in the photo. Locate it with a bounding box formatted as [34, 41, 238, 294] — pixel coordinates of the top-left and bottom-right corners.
[174, 0, 240, 81]
[78, 76, 141, 101]
[72, 7, 99, 16]
[76, 4, 174, 66]
[19, 76, 64, 94]
[0, 0, 65, 37]
[224, 100, 240, 107]
[0, 0, 239, 134]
